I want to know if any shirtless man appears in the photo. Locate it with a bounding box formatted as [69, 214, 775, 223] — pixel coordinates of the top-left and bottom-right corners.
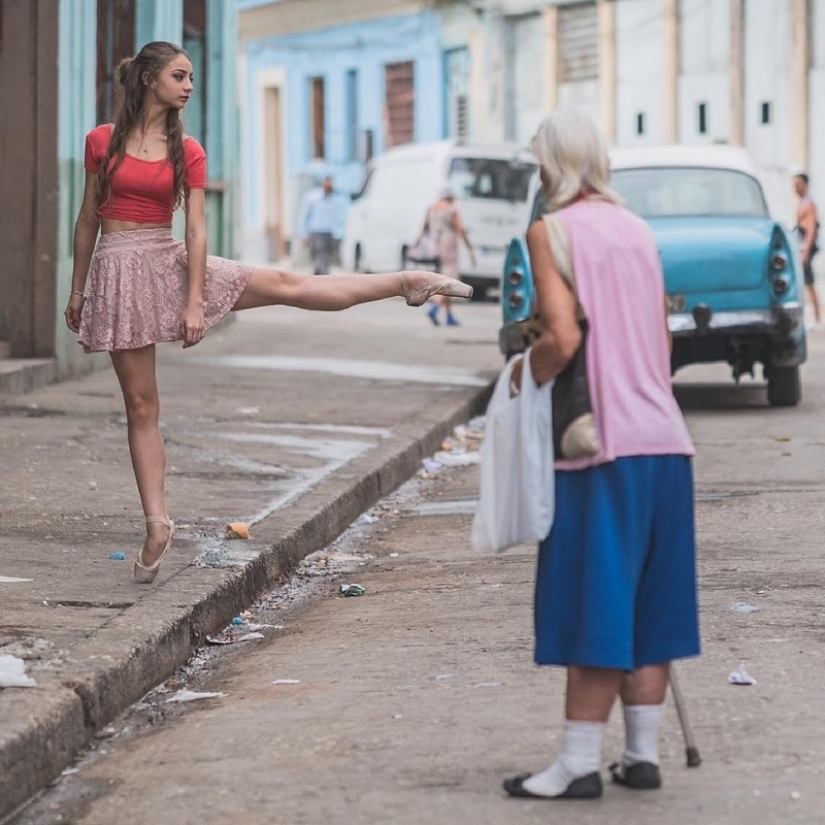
[794, 173, 820, 328]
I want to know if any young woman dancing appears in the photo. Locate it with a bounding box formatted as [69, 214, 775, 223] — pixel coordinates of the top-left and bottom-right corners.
[64, 41, 471, 584]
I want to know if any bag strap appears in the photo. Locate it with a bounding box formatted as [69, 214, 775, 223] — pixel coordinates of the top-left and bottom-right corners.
[541, 213, 587, 322]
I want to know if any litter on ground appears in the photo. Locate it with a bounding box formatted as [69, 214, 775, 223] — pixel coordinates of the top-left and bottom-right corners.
[166, 689, 227, 703]
[0, 655, 38, 688]
[728, 663, 757, 686]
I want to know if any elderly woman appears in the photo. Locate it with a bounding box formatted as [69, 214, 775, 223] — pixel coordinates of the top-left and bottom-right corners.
[503, 109, 700, 800]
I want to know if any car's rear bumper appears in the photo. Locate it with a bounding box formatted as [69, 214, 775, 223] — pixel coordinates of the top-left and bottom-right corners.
[668, 303, 804, 336]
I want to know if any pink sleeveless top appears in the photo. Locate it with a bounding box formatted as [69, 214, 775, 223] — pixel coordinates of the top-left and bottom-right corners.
[554, 198, 694, 470]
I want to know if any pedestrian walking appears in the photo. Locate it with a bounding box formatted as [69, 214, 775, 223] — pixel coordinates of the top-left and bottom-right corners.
[299, 176, 343, 275]
[63, 41, 471, 585]
[415, 185, 475, 326]
[794, 172, 821, 329]
[503, 108, 700, 800]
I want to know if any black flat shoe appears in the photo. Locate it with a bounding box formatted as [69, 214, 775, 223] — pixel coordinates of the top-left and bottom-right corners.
[503, 772, 603, 799]
[609, 761, 661, 789]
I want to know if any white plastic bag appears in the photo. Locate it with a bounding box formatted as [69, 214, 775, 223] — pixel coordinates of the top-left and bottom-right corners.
[472, 350, 555, 554]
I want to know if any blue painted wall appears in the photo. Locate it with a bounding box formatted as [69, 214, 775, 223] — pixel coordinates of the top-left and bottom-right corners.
[240, 10, 446, 256]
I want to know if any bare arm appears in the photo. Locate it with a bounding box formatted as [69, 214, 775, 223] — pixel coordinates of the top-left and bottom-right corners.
[799, 200, 817, 263]
[452, 209, 476, 262]
[525, 219, 582, 384]
[181, 187, 207, 347]
[65, 172, 101, 333]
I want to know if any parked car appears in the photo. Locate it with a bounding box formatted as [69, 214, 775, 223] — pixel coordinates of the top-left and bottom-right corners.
[342, 140, 537, 300]
[499, 145, 807, 406]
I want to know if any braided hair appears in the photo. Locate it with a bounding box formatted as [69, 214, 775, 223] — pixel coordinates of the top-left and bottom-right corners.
[95, 41, 191, 214]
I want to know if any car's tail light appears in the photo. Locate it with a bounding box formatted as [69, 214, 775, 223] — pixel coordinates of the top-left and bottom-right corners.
[770, 252, 788, 271]
[509, 291, 523, 309]
[773, 274, 790, 294]
[508, 269, 523, 285]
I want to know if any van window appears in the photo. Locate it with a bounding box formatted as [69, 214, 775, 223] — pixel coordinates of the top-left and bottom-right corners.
[448, 157, 536, 202]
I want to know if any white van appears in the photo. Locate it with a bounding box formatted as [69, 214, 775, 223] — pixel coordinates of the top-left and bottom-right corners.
[342, 140, 537, 299]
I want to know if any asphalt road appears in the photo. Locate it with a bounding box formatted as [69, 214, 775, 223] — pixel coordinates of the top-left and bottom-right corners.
[7, 301, 825, 825]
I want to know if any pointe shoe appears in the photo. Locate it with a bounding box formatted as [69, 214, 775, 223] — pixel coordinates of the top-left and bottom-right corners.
[399, 272, 474, 307]
[134, 515, 174, 584]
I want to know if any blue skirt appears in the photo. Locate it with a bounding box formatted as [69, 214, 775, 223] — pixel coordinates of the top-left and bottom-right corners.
[534, 454, 701, 670]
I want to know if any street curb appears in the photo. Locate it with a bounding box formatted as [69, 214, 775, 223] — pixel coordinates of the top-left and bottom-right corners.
[0, 380, 494, 818]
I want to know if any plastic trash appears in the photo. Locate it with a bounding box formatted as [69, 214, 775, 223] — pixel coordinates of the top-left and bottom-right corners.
[728, 663, 757, 686]
[273, 679, 301, 686]
[731, 602, 760, 613]
[361, 513, 379, 524]
[0, 655, 38, 688]
[108, 551, 126, 561]
[166, 689, 227, 703]
[0, 576, 33, 583]
[340, 583, 366, 597]
[422, 458, 443, 472]
[235, 632, 265, 642]
[231, 617, 245, 625]
[206, 635, 234, 646]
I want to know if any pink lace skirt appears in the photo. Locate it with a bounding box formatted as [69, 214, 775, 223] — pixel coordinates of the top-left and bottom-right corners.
[78, 228, 254, 353]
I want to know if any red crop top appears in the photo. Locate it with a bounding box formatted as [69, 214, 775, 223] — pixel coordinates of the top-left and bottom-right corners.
[84, 124, 207, 223]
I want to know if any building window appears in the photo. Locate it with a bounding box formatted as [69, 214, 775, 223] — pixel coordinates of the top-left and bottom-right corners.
[636, 112, 645, 136]
[698, 102, 708, 135]
[183, 0, 207, 145]
[310, 76, 325, 159]
[346, 69, 358, 162]
[444, 48, 470, 141]
[558, 1, 598, 83]
[761, 101, 771, 125]
[96, 0, 136, 124]
[385, 61, 414, 148]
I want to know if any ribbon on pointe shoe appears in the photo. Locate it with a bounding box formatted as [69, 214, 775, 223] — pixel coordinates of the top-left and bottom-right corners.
[398, 273, 474, 306]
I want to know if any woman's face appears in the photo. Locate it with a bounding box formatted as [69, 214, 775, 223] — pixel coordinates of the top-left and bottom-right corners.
[147, 55, 194, 110]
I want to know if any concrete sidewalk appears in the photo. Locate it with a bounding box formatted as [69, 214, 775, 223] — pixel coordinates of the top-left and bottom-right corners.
[0, 300, 499, 817]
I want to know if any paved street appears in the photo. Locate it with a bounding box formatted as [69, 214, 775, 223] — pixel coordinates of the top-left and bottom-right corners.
[4, 300, 825, 824]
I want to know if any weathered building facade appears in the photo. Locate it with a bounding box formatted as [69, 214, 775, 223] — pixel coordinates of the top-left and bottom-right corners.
[239, 0, 822, 262]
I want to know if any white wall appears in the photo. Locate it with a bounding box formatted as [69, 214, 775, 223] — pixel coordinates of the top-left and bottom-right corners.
[744, 0, 791, 221]
[677, 0, 730, 144]
[615, 0, 665, 145]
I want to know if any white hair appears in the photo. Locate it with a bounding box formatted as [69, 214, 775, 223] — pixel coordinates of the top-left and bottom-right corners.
[531, 108, 621, 212]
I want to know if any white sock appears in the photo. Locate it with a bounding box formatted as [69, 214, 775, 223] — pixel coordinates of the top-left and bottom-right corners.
[622, 703, 663, 767]
[522, 720, 604, 798]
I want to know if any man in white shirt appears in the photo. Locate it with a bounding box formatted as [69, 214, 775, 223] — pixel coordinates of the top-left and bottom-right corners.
[300, 177, 344, 275]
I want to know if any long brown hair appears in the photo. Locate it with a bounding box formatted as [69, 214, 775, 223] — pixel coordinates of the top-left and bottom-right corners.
[96, 41, 191, 213]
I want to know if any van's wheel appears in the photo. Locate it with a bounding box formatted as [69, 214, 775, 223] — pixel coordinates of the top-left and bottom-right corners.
[767, 365, 801, 406]
[354, 244, 364, 273]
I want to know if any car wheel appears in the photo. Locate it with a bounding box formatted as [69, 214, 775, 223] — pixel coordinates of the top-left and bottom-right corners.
[767, 365, 801, 407]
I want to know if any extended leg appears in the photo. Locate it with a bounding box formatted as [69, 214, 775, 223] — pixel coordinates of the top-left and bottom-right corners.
[110, 345, 170, 566]
[232, 267, 472, 312]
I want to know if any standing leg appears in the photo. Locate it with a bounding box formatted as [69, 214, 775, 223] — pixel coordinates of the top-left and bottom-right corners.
[110, 345, 171, 567]
[507, 665, 623, 799]
[609, 663, 669, 788]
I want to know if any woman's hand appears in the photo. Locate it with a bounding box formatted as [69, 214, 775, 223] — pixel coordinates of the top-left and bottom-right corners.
[180, 304, 206, 348]
[64, 293, 85, 333]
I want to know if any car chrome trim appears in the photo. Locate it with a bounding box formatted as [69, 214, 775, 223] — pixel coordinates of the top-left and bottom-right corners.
[668, 303, 803, 333]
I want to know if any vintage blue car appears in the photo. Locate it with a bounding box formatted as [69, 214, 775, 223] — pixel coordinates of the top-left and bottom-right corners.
[499, 145, 807, 406]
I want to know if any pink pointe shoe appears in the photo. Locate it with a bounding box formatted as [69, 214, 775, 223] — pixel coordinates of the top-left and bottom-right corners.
[134, 515, 174, 584]
[399, 272, 474, 307]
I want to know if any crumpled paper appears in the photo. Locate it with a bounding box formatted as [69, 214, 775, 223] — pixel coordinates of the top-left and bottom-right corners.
[0, 654, 38, 688]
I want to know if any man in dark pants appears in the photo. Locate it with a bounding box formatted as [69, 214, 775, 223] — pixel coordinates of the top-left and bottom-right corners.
[794, 172, 821, 329]
[300, 176, 339, 275]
